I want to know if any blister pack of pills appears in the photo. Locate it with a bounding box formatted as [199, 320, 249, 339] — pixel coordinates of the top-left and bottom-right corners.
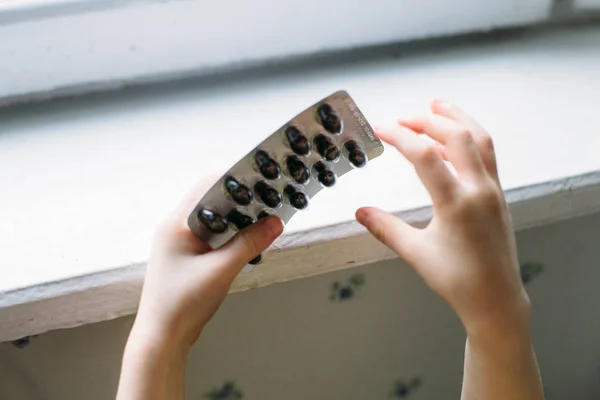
[187, 90, 384, 265]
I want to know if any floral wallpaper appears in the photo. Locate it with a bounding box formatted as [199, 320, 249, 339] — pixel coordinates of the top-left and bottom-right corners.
[2, 211, 600, 400]
[192, 261, 546, 399]
[0, 261, 580, 400]
[10, 335, 36, 349]
[199, 377, 423, 399]
[520, 261, 544, 285]
[329, 273, 366, 302]
[204, 382, 244, 400]
[390, 377, 422, 398]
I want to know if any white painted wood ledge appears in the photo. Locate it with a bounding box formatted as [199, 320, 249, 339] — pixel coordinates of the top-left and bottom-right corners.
[1, 25, 600, 341]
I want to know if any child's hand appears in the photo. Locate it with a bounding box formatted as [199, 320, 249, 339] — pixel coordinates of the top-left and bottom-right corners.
[356, 99, 529, 336]
[132, 176, 283, 350]
[118, 177, 282, 400]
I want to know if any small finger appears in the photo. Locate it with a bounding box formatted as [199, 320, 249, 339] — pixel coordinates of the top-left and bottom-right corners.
[376, 125, 457, 205]
[434, 142, 447, 161]
[211, 216, 284, 276]
[399, 115, 485, 181]
[356, 207, 420, 265]
[430, 99, 499, 183]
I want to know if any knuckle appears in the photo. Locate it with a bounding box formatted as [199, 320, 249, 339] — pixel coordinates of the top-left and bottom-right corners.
[155, 217, 177, 240]
[238, 228, 261, 257]
[454, 128, 473, 144]
[367, 218, 392, 246]
[454, 191, 476, 215]
[476, 134, 495, 153]
[415, 143, 439, 164]
[367, 218, 385, 241]
[479, 185, 501, 206]
[151, 217, 187, 253]
[460, 183, 502, 212]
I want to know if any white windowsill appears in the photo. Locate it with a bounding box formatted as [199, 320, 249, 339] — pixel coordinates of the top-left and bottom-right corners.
[1, 25, 600, 341]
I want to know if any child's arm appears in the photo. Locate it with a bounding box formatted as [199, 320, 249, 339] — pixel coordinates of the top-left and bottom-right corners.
[116, 179, 283, 400]
[356, 99, 543, 400]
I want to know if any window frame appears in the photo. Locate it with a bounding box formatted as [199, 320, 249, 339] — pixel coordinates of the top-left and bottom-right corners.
[0, 0, 553, 106]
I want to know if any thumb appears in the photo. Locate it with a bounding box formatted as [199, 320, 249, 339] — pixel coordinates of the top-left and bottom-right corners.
[356, 207, 420, 265]
[214, 215, 284, 271]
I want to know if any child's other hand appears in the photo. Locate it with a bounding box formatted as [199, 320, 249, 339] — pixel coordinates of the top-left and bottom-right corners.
[132, 176, 283, 351]
[356, 99, 529, 337]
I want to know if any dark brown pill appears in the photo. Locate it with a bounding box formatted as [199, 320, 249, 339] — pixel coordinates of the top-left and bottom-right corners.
[314, 134, 340, 161]
[284, 185, 309, 210]
[285, 126, 311, 156]
[249, 254, 262, 265]
[257, 209, 274, 220]
[224, 176, 253, 205]
[254, 150, 281, 180]
[313, 161, 336, 187]
[319, 170, 336, 187]
[344, 140, 368, 168]
[317, 103, 342, 134]
[286, 155, 310, 184]
[227, 209, 254, 230]
[254, 181, 282, 208]
[198, 208, 228, 233]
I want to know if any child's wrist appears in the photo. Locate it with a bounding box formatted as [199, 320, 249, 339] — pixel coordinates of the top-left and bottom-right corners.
[463, 291, 532, 345]
[127, 315, 196, 358]
[124, 330, 188, 366]
[464, 306, 534, 374]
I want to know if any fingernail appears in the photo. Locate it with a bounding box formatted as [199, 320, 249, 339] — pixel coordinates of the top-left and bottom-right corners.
[396, 120, 414, 131]
[373, 127, 389, 140]
[434, 98, 450, 106]
[355, 208, 369, 225]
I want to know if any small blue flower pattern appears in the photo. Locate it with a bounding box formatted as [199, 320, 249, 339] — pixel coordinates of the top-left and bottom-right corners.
[10, 335, 37, 349]
[390, 377, 422, 398]
[329, 273, 365, 301]
[203, 382, 244, 400]
[520, 261, 544, 285]
[199, 262, 547, 398]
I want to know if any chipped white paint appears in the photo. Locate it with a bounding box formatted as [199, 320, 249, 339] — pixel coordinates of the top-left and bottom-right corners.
[2, 172, 600, 342]
[1, 25, 600, 341]
[0, 0, 552, 103]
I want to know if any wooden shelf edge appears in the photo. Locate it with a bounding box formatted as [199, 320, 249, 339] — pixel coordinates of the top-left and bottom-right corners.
[2, 170, 600, 341]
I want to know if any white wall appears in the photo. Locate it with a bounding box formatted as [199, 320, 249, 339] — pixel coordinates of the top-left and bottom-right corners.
[1, 212, 599, 400]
